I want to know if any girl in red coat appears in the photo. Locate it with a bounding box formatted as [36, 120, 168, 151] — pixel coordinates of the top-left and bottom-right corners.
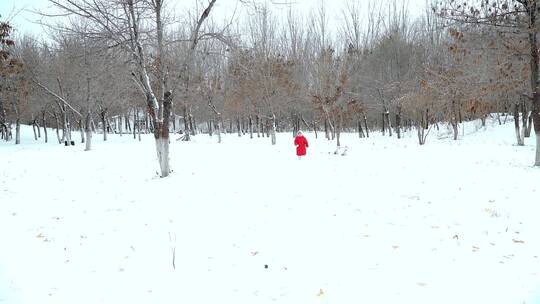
[294, 131, 309, 159]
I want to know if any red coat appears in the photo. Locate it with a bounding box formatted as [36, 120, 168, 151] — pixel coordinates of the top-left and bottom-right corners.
[294, 135, 309, 156]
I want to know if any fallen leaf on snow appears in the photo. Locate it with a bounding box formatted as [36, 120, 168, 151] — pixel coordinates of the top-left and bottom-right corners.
[512, 239, 524, 244]
[317, 289, 324, 297]
[251, 251, 259, 256]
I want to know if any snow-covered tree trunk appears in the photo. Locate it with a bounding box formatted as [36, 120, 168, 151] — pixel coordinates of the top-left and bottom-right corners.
[237, 117, 241, 137]
[154, 92, 172, 177]
[417, 125, 425, 145]
[59, 106, 72, 145]
[385, 111, 392, 137]
[84, 111, 92, 151]
[514, 103, 525, 146]
[271, 113, 277, 145]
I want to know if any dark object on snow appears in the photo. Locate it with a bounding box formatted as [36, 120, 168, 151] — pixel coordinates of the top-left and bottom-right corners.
[64, 141, 69, 146]
[264, 264, 268, 269]
[70, 140, 75, 145]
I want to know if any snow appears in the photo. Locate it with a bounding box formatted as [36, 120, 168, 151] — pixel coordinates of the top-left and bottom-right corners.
[1, 119, 540, 304]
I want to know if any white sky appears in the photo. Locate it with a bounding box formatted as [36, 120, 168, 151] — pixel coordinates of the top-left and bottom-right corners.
[0, 0, 429, 39]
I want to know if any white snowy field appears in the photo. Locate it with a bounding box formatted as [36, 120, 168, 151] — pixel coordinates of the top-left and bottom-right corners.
[1, 120, 540, 304]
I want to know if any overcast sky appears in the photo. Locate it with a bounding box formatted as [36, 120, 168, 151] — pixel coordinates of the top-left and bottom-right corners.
[1, 0, 430, 39]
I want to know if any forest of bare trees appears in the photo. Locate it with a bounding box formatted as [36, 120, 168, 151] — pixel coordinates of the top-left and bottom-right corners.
[2, 0, 540, 175]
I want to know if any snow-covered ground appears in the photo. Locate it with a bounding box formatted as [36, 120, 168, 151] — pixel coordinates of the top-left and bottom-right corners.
[1, 119, 539, 304]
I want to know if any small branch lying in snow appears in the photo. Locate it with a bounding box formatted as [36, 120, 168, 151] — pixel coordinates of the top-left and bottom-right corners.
[169, 232, 177, 270]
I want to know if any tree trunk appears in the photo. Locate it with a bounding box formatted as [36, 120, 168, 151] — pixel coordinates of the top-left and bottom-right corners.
[385, 111, 392, 137]
[61, 107, 71, 144]
[237, 117, 241, 137]
[358, 119, 365, 138]
[256, 115, 260, 137]
[527, 6, 540, 165]
[327, 116, 335, 140]
[101, 110, 107, 141]
[527, 114, 533, 137]
[395, 109, 401, 139]
[54, 113, 62, 144]
[524, 105, 532, 137]
[292, 113, 298, 137]
[417, 125, 425, 145]
[126, 114, 131, 133]
[145, 112, 150, 133]
[183, 104, 191, 140]
[138, 108, 142, 142]
[42, 111, 48, 143]
[32, 120, 38, 141]
[514, 103, 525, 146]
[249, 115, 253, 139]
[336, 115, 342, 147]
[363, 114, 369, 138]
[324, 118, 329, 140]
[381, 111, 386, 135]
[15, 118, 20, 145]
[155, 92, 172, 177]
[216, 119, 222, 143]
[451, 100, 459, 140]
[0, 98, 5, 141]
[133, 108, 137, 139]
[85, 111, 92, 151]
[79, 119, 85, 143]
[119, 116, 123, 136]
[271, 114, 277, 145]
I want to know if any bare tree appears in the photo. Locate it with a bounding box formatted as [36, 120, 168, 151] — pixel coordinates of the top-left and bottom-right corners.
[438, 0, 540, 164]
